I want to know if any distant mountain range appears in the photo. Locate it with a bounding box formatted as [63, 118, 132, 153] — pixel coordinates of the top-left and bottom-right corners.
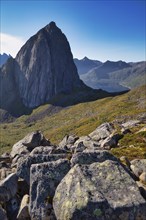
[74, 57, 102, 75]
[74, 57, 146, 92]
[0, 53, 11, 67]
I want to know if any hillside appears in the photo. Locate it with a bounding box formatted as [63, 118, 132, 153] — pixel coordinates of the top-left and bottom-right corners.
[0, 85, 146, 160]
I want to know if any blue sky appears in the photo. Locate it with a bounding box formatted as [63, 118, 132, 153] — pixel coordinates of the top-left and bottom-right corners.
[0, 0, 145, 62]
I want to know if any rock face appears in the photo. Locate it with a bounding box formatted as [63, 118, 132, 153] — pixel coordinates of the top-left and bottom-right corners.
[53, 160, 146, 220]
[16, 22, 84, 108]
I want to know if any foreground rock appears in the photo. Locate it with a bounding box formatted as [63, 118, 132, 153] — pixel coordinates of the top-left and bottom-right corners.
[71, 150, 118, 167]
[30, 159, 70, 220]
[17, 154, 67, 184]
[0, 123, 146, 220]
[0, 173, 18, 202]
[10, 131, 50, 159]
[53, 160, 146, 220]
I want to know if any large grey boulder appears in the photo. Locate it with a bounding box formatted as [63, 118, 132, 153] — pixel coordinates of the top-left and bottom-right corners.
[10, 131, 50, 158]
[71, 150, 118, 167]
[89, 122, 115, 141]
[0, 173, 18, 202]
[29, 159, 70, 220]
[17, 154, 67, 184]
[53, 160, 146, 220]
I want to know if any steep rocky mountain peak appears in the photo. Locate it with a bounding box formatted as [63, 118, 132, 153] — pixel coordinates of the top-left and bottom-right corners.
[14, 21, 84, 108]
[0, 21, 85, 114]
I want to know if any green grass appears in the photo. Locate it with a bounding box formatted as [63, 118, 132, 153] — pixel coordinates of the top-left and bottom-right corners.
[0, 85, 146, 160]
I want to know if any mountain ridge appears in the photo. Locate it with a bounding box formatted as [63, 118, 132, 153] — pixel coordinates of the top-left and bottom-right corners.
[74, 57, 146, 92]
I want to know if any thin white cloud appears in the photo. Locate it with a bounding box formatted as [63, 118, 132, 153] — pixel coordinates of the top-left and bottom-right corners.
[0, 33, 25, 57]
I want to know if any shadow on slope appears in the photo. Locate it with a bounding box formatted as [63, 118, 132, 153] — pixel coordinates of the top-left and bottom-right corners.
[25, 87, 129, 124]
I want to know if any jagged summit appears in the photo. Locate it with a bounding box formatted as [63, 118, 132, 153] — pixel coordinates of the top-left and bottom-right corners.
[45, 21, 57, 29]
[1, 22, 86, 113]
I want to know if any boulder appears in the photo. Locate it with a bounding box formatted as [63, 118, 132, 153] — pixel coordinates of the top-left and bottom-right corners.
[10, 131, 50, 158]
[0, 173, 18, 202]
[89, 122, 115, 141]
[58, 135, 79, 151]
[100, 133, 122, 149]
[17, 194, 30, 220]
[71, 150, 118, 167]
[17, 154, 68, 184]
[53, 160, 146, 220]
[72, 136, 99, 153]
[29, 159, 71, 220]
[130, 159, 146, 178]
[30, 146, 55, 155]
[0, 206, 8, 220]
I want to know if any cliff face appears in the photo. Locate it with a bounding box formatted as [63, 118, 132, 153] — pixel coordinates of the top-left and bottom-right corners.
[14, 21, 83, 108]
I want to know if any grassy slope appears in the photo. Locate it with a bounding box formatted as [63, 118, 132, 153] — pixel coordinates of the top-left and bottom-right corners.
[0, 85, 146, 160]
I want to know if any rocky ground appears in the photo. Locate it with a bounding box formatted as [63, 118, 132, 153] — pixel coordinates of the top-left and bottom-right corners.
[0, 121, 146, 220]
